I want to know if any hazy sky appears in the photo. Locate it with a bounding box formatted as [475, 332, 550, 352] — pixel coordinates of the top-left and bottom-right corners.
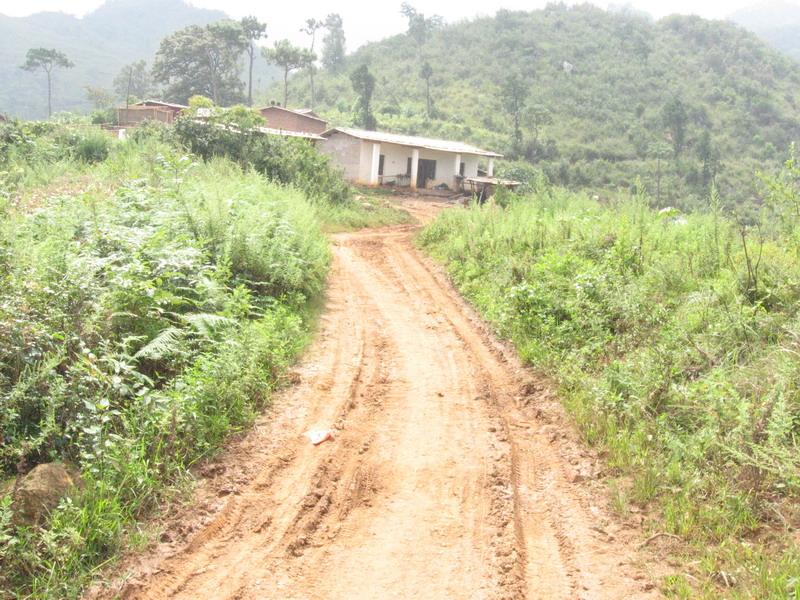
[0, 0, 787, 49]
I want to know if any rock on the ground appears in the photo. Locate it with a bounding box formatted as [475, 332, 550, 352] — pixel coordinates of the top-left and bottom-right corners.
[12, 463, 77, 525]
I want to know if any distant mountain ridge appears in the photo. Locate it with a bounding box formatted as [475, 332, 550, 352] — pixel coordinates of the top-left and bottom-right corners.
[0, 0, 234, 118]
[730, 1, 800, 60]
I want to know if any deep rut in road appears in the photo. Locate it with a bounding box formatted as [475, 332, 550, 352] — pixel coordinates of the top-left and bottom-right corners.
[93, 197, 660, 600]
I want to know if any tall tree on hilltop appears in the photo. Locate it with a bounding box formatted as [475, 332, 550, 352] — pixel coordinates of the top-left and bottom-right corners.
[153, 21, 247, 105]
[264, 40, 315, 107]
[113, 60, 153, 106]
[322, 13, 346, 71]
[241, 16, 267, 106]
[420, 61, 434, 117]
[20, 48, 73, 117]
[301, 18, 323, 108]
[501, 73, 529, 153]
[350, 64, 377, 130]
[400, 3, 443, 49]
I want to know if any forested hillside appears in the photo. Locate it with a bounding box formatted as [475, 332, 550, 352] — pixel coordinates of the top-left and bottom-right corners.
[0, 0, 275, 119]
[296, 5, 800, 206]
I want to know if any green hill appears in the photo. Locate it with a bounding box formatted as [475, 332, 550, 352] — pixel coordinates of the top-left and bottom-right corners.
[0, 0, 276, 119]
[292, 5, 800, 206]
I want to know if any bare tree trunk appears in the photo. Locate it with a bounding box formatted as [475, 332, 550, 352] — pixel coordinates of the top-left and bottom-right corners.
[248, 45, 254, 106]
[46, 68, 52, 118]
[126, 67, 133, 109]
[425, 79, 431, 116]
[283, 68, 289, 107]
[310, 69, 315, 110]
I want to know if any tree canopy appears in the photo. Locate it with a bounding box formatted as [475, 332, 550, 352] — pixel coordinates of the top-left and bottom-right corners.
[152, 21, 247, 105]
[19, 48, 74, 117]
[263, 40, 315, 108]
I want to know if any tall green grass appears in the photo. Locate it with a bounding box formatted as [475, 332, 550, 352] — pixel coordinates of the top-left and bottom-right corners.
[419, 188, 800, 598]
[0, 142, 328, 598]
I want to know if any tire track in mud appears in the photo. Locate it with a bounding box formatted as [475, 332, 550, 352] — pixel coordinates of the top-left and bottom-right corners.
[94, 197, 660, 600]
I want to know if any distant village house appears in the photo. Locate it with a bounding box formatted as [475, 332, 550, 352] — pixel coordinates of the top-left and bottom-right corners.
[258, 106, 328, 135]
[318, 127, 501, 191]
[117, 100, 187, 127]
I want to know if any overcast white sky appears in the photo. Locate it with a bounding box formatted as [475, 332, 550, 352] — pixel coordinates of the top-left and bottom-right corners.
[0, 0, 787, 49]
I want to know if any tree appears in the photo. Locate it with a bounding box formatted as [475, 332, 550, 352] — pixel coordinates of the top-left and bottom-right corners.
[263, 40, 315, 108]
[696, 129, 720, 188]
[322, 13, 346, 71]
[350, 64, 377, 130]
[526, 104, 553, 159]
[419, 61, 434, 117]
[649, 141, 672, 205]
[241, 16, 267, 106]
[84, 86, 115, 110]
[400, 3, 443, 48]
[19, 48, 74, 117]
[113, 60, 153, 106]
[662, 96, 688, 158]
[501, 73, 529, 152]
[301, 18, 323, 108]
[153, 21, 246, 105]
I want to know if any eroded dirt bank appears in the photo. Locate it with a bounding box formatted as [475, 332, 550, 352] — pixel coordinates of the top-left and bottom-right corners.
[92, 197, 660, 600]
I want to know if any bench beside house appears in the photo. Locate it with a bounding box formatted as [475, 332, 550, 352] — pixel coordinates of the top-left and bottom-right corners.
[317, 127, 502, 191]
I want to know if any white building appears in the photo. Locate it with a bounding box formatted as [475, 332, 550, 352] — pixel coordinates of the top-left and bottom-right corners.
[319, 127, 502, 191]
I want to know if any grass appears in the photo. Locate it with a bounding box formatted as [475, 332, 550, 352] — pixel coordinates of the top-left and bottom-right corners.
[0, 130, 333, 598]
[0, 113, 415, 598]
[418, 186, 800, 598]
[316, 189, 415, 232]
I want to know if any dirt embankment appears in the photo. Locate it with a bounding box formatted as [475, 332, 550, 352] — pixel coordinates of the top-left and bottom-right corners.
[89, 196, 660, 600]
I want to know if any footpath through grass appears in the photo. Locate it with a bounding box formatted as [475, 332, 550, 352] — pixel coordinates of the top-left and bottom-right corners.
[418, 184, 800, 599]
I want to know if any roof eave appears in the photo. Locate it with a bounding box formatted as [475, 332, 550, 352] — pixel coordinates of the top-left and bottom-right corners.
[323, 127, 502, 158]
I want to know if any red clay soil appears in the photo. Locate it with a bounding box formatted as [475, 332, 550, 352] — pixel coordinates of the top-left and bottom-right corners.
[87, 197, 661, 600]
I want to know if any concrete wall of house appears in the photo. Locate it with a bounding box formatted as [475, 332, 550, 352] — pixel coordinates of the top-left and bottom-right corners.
[415, 149, 480, 189]
[259, 108, 327, 134]
[358, 141, 373, 183]
[462, 155, 480, 178]
[320, 133, 487, 189]
[318, 132, 362, 181]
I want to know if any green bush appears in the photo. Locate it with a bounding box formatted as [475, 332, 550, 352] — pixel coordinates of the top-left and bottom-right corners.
[174, 108, 351, 205]
[0, 147, 328, 598]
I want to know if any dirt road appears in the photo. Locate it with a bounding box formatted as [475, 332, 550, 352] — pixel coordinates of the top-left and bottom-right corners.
[107, 197, 659, 600]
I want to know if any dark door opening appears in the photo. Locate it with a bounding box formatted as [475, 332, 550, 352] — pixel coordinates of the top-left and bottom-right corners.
[417, 159, 436, 188]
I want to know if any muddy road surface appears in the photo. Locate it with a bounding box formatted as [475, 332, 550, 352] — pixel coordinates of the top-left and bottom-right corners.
[102, 197, 659, 600]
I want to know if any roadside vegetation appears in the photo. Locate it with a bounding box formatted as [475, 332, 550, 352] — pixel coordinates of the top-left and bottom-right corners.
[0, 112, 403, 599]
[419, 166, 800, 598]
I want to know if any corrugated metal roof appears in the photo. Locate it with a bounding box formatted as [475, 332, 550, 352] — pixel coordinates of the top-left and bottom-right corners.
[257, 126, 323, 140]
[323, 127, 502, 158]
[133, 100, 188, 109]
[190, 119, 323, 141]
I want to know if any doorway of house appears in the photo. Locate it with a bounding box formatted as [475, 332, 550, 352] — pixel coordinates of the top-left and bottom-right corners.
[416, 159, 437, 188]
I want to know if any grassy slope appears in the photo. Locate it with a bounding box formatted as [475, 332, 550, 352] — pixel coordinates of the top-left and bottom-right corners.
[288, 5, 800, 207]
[418, 189, 800, 598]
[0, 117, 410, 597]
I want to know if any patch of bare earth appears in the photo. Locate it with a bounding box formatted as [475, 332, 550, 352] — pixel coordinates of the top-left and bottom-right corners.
[86, 196, 662, 600]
